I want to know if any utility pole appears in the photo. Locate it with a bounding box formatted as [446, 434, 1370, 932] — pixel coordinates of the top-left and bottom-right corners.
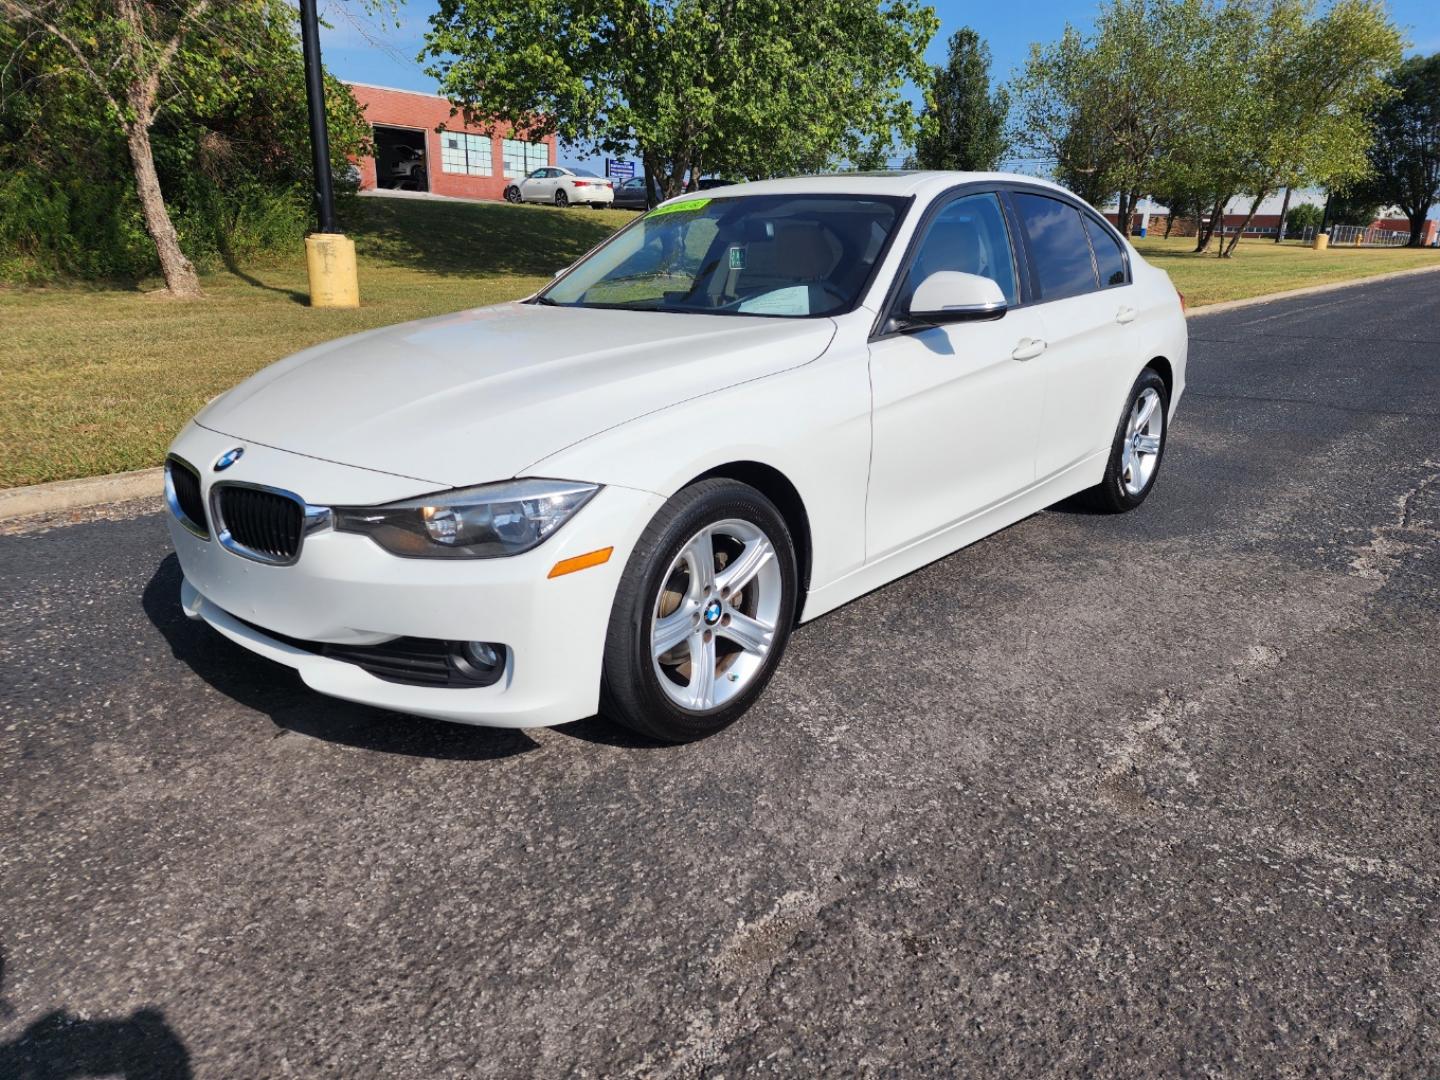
[298, 0, 359, 307]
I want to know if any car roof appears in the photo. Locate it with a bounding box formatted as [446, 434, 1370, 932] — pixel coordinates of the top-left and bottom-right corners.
[655, 170, 1079, 204]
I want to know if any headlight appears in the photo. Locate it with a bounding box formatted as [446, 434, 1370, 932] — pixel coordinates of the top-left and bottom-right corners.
[334, 478, 599, 559]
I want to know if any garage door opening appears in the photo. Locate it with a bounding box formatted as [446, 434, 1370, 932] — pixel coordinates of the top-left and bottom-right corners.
[373, 126, 428, 192]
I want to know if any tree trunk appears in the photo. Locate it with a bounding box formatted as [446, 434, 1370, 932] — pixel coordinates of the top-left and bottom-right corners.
[1195, 197, 1223, 253]
[1222, 192, 1267, 257]
[1116, 190, 1135, 237]
[126, 120, 201, 297]
[1407, 211, 1423, 247]
[1274, 186, 1292, 243]
[641, 148, 663, 208]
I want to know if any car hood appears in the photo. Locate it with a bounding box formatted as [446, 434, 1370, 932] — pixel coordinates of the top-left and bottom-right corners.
[197, 302, 837, 489]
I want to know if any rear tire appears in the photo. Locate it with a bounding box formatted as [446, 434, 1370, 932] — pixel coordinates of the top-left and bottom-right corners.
[1083, 367, 1169, 513]
[601, 480, 798, 743]
[554, 189, 569, 208]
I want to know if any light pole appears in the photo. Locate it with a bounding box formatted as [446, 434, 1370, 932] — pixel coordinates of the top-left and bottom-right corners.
[298, 0, 359, 307]
[300, 0, 336, 233]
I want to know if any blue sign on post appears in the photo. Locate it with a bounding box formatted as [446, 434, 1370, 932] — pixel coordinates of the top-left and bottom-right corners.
[606, 159, 635, 180]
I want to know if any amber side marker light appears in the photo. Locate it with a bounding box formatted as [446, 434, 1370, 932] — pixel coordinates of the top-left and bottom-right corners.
[1177, 290, 1187, 314]
[548, 546, 614, 578]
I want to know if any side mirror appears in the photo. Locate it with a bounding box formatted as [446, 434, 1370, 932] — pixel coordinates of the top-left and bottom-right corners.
[903, 271, 1007, 327]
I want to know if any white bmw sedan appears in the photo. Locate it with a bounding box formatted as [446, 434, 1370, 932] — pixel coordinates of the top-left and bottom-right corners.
[165, 172, 1187, 742]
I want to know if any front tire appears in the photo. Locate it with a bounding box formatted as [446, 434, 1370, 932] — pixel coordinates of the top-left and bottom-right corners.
[504, 185, 521, 203]
[1084, 367, 1169, 513]
[601, 480, 798, 743]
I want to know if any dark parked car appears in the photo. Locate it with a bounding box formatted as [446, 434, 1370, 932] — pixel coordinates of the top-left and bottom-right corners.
[612, 176, 650, 210]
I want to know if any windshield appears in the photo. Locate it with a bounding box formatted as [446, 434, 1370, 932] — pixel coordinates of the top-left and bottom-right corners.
[539, 193, 909, 317]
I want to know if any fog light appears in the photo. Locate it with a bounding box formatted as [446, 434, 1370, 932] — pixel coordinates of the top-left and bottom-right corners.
[449, 639, 506, 686]
[463, 641, 501, 669]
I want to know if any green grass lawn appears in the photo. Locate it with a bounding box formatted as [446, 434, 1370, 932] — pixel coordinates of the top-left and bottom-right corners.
[1, 197, 1436, 489]
[1132, 234, 1438, 305]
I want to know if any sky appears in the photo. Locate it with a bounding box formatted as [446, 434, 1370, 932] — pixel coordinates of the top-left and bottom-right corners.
[318, 0, 1440, 175]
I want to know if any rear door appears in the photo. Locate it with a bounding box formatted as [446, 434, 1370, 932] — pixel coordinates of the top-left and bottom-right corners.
[1009, 191, 1135, 479]
[866, 191, 1050, 558]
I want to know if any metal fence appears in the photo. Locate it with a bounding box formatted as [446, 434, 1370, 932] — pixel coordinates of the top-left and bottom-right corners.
[1318, 224, 1410, 247]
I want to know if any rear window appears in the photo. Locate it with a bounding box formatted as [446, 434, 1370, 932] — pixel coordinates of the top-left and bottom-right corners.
[1013, 193, 1099, 301]
[1084, 216, 1128, 287]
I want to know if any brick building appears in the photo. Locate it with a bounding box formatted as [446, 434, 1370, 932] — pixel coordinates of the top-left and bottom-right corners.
[347, 83, 556, 202]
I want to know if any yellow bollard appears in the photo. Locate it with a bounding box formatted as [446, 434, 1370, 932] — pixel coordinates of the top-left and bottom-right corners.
[1313, 231, 1329, 252]
[305, 232, 359, 308]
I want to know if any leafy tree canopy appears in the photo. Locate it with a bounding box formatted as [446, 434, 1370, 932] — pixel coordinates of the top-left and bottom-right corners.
[913, 27, 1007, 172]
[0, 1, 369, 284]
[1365, 52, 1440, 244]
[422, 0, 938, 199]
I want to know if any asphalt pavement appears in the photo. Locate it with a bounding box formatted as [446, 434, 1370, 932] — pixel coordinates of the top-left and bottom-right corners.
[3, 272, 1438, 1078]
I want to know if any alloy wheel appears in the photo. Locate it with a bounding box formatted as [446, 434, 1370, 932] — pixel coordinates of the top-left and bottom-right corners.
[1121, 386, 1164, 496]
[650, 519, 781, 712]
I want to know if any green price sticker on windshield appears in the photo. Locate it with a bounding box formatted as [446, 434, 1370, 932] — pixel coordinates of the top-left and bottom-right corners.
[649, 198, 711, 218]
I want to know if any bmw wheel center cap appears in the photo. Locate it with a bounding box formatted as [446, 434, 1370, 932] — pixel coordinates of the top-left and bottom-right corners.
[703, 599, 723, 625]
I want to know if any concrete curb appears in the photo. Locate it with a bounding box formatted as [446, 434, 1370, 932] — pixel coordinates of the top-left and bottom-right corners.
[1186, 261, 1440, 318]
[2, 261, 1437, 522]
[0, 467, 162, 522]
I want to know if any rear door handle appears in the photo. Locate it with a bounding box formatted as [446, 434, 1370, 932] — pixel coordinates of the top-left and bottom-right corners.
[1116, 306, 1138, 324]
[1012, 338, 1047, 362]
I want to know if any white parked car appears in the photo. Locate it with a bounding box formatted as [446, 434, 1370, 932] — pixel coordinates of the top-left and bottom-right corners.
[165, 172, 1187, 742]
[504, 166, 615, 209]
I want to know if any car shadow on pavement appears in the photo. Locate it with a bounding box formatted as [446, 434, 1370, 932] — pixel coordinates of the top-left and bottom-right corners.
[142, 556, 539, 762]
[0, 950, 192, 1080]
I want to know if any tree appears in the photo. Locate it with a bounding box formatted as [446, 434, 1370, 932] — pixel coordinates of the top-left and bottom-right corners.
[422, 0, 937, 202]
[1214, 0, 1401, 257]
[913, 28, 1008, 172]
[1366, 53, 1440, 246]
[1010, 0, 1213, 229]
[0, 1, 370, 287]
[1282, 201, 1323, 235]
[1324, 184, 1383, 226]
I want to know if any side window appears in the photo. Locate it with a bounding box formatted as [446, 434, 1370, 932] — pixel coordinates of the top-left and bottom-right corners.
[1084, 216, 1127, 287]
[900, 192, 1019, 308]
[1013, 193, 1099, 301]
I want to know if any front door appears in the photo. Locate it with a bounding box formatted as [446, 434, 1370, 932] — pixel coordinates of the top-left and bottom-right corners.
[521, 168, 554, 202]
[866, 192, 1048, 559]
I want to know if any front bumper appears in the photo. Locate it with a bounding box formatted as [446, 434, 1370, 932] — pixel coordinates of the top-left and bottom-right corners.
[166, 423, 663, 728]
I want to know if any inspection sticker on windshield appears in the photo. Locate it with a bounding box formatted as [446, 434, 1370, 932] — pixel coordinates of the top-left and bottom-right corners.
[649, 197, 711, 217]
[727, 245, 746, 270]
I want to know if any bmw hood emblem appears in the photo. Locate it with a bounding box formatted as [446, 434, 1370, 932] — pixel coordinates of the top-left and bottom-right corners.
[213, 447, 245, 471]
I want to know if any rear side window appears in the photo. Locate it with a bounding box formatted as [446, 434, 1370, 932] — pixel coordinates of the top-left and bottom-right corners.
[1013, 193, 1099, 301]
[1084, 216, 1128, 287]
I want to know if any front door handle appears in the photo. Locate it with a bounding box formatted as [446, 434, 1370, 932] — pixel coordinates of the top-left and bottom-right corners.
[1116, 306, 1138, 324]
[1012, 337, 1047, 362]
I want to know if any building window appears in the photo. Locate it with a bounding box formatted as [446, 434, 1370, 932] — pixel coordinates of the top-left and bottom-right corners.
[440, 132, 492, 176]
[502, 138, 548, 178]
